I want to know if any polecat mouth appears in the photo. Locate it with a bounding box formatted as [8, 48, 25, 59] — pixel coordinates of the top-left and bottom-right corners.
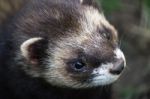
[88, 48, 126, 86]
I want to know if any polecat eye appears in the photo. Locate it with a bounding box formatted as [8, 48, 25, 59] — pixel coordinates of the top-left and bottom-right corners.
[74, 61, 85, 70]
[98, 27, 112, 40]
[71, 60, 86, 72]
[102, 32, 111, 40]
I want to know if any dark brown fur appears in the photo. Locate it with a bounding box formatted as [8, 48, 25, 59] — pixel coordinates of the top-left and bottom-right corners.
[0, 0, 123, 99]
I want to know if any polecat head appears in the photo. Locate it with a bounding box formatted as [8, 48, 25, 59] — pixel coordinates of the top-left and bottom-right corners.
[15, 0, 126, 88]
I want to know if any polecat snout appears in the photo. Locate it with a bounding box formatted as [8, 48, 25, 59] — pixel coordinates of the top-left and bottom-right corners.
[9, 0, 126, 89]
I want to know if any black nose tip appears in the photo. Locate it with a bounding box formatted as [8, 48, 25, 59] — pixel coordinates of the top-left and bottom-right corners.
[109, 59, 125, 75]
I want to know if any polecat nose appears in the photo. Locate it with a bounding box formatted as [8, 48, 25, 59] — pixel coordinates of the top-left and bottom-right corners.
[109, 59, 125, 75]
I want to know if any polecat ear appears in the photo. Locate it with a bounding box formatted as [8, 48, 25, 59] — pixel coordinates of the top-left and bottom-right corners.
[20, 37, 48, 65]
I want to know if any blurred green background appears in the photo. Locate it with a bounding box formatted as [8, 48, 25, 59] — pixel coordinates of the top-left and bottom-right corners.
[99, 0, 150, 99]
[0, 0, 150, 99]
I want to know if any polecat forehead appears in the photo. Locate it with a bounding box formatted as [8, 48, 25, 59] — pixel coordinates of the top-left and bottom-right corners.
[15, 0, 117, 42]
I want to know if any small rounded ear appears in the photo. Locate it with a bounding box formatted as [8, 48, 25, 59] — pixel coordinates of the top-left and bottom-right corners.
[20, 37, 48, 65]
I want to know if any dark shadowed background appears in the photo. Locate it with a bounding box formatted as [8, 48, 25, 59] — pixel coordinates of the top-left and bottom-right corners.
[0, 0, 150, 99]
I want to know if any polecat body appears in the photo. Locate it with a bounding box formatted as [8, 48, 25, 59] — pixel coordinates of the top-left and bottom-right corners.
[0, 0, 126, 99]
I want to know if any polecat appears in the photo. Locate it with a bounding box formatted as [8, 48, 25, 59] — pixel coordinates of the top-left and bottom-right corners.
[0, 0, 126, 99]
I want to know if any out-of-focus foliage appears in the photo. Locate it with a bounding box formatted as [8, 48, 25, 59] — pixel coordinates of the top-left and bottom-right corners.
[0, 0, 25, 26]
[99, 0, 121, 14]
[100, 0, 150, 14]
[97, 0, 150, 99]
[144, 0, 150, 8]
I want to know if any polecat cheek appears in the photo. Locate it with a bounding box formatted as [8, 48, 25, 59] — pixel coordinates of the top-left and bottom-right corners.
[91, 74, 119, 86]
[92, 63, 113, 75]
[90, 63, 117, 85]
[89, 48, 126, 86]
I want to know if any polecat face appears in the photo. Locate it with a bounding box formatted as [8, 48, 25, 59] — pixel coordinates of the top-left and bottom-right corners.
[17, 0, 126, 88]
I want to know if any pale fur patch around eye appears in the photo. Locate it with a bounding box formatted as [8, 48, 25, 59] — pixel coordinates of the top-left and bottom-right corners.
[83, 6, 110, 28]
